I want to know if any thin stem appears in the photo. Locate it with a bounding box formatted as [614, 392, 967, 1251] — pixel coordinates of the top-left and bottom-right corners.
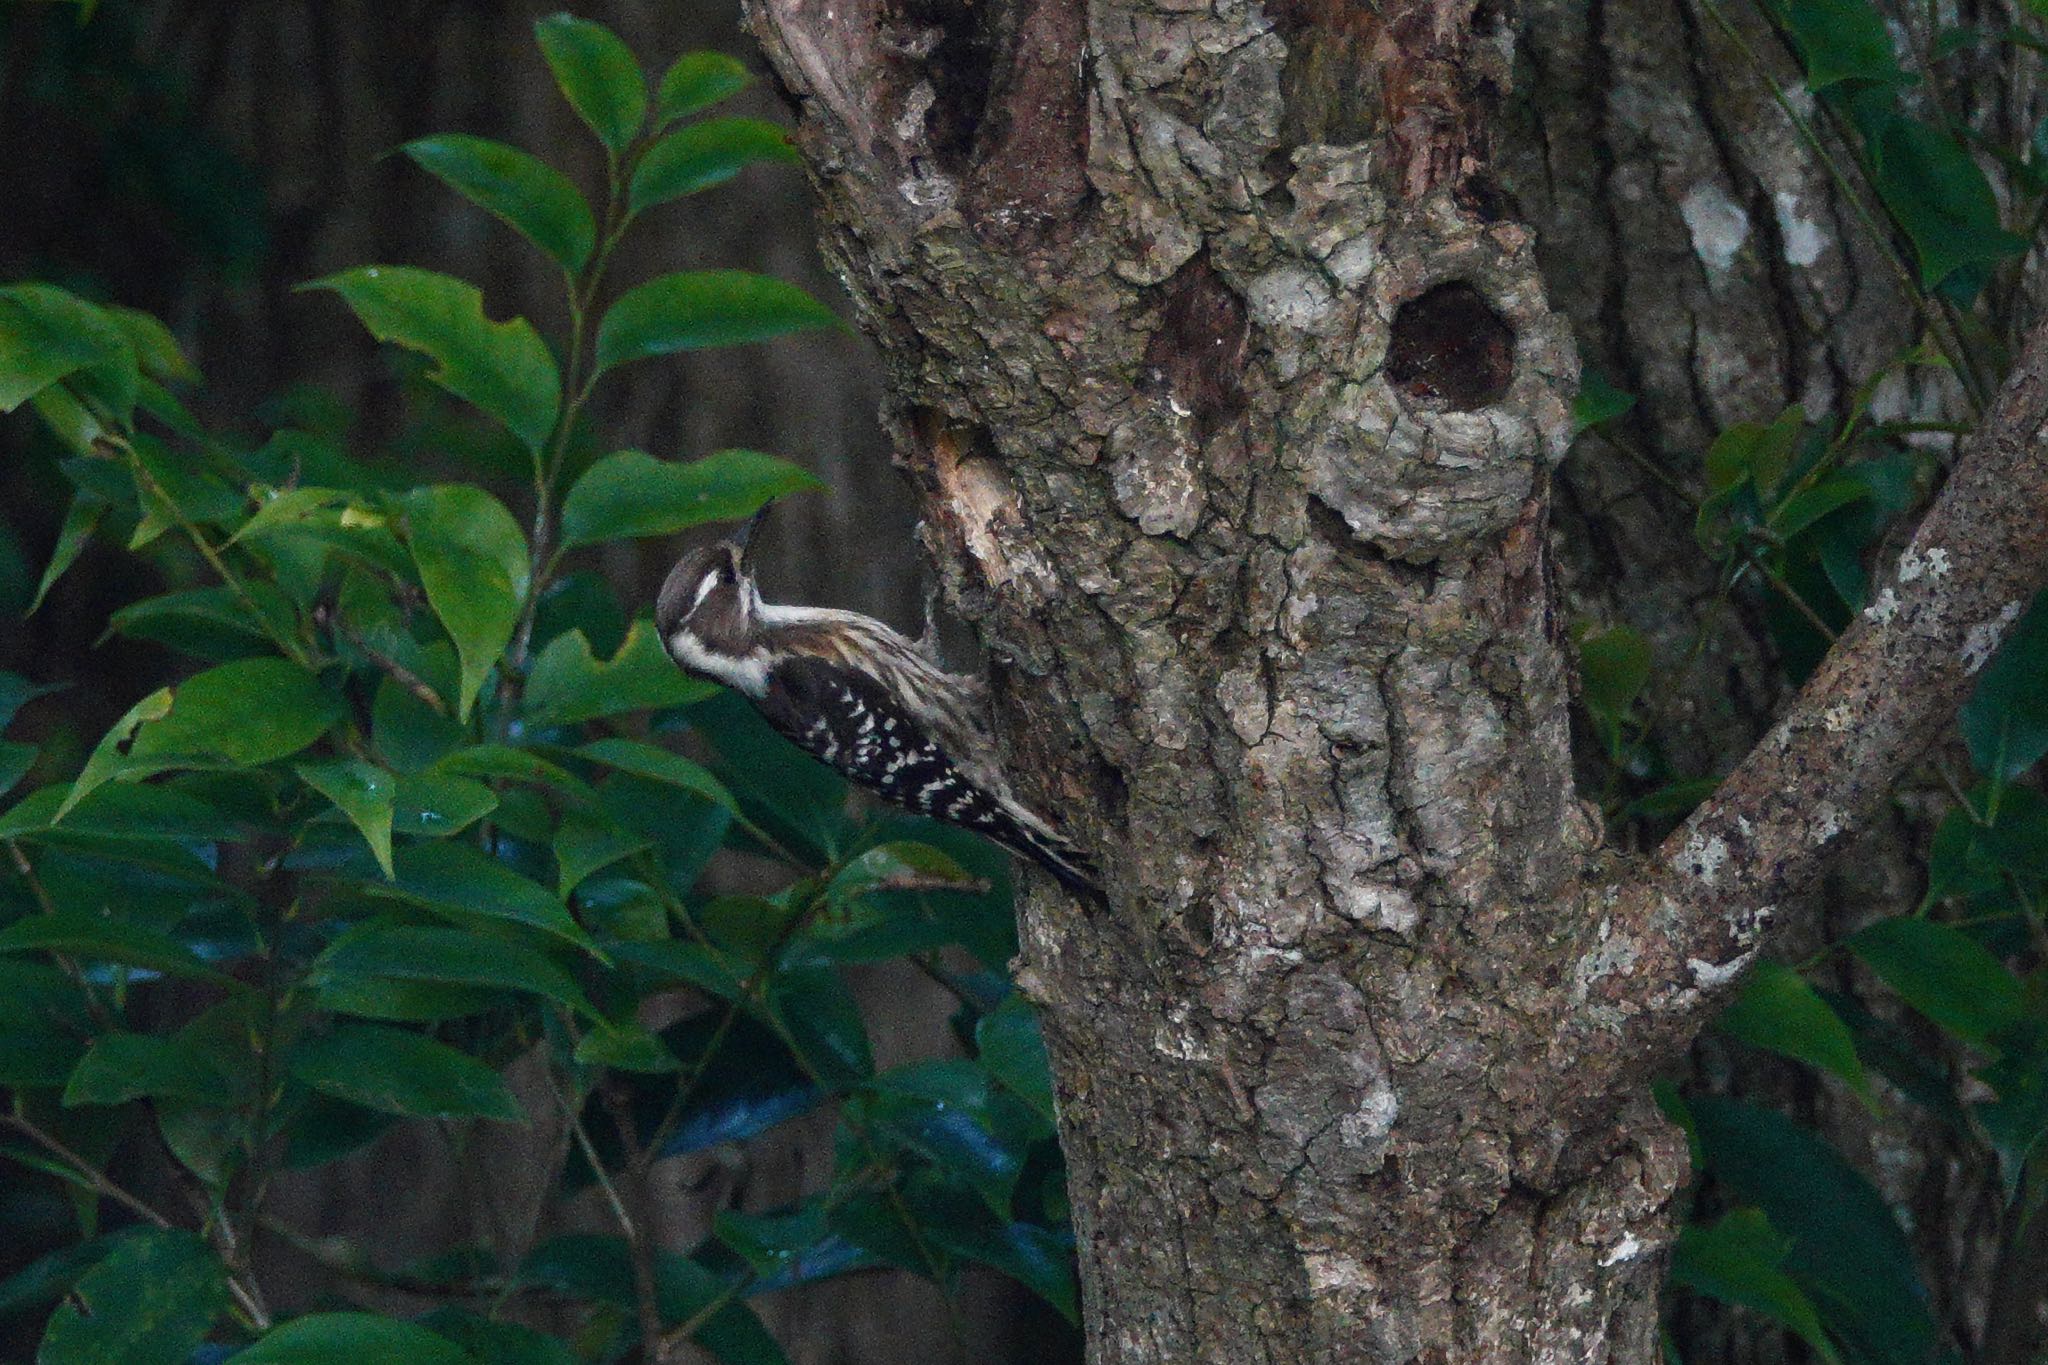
[544, 1044, 662, 1354]
[0, 1112, 270, 1327]
[6, 840, 112, 1028]
[597, 1082, 667, 1364]
[498, 179, 639, 737]
[1753, 558, 1841, 642]
[111, 437, 315, 669]
[1593, 427, 1701, 506]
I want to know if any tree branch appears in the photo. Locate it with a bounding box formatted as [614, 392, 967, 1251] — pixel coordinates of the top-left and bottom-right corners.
[1595, 317, 2048, 1060]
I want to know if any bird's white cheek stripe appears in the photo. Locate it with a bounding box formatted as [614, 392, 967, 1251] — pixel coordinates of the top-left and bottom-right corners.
[666, 631, 771, 698]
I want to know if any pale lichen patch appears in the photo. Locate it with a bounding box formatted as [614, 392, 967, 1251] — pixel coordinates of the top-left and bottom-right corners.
[1772, 189, 1825, 267]
[1598, 1234, 1646, 1267]
[1687, 949, 1756, 990]
[1245, 264, 1335, 331]
[1677, 830, 1729, 884]
[1679, 183, 1750, 276]
[1962, 600, 2025, 674]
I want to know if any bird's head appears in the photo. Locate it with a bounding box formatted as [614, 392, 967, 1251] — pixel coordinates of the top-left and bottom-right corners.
[656, 504, 771, 684]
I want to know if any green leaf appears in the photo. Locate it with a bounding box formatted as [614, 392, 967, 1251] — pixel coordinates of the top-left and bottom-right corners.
[37, 1228, 227, 1365]
[645, 1013, 824, 1159]
[0, 911, 233, 985]
[1979, 786, 2048, 878]
[0, 284, 125, 413]
[816, 841, 983, 941]
[393, 771, 500, 839]
[1705, 408, 1803, 497]
[1688, 1097, 1936, 1365]
[1961, 589, 2048, 779]
[303, 266, 560, 453]
[111, 584, 293, 661]
[899, 1174, 1077, 1322]
[236, 1313, 477, 1365]
[0, 672, 59, 733]
[297, 758, 396, 879]
[1671, 1209, 1841, 1364]
[29, 493, 105, 614]
[0, 741, 35, 800]
[435, 743, 600, 804]
[976, 994, 1057, 1128]
[129, 658, 343, 767]
[373, 674, 467, 773]
[315, 924, 596, 1018]
[403, 484, 530, 722]
[628, 118, 800, 213]
[1717, 961, 1873, 1103]
[1847, 917, 2024, 1046]
[690, 689, 850, 863]
[0, 961, 90, 1086]
[524, 619, 716, 727]
[714, 1200, 877, 1292]
[657, 51, 751, 124]
[314, 974, 498, 1025]
[54, 686, 174, 822]
[1576, 624, 1652, 719]
[0, 1237, 119, 1320]
[419, 1310, 575, 1365]
[609, 939, 750, 1005]
[403, 135, 596, 273]
[559, 448, 822, 548]
[1570, 366, 1636, 435]
[771, 967, 872, 1090]
[1975, 1019, 2048, 1196]
[861, 1059, 1044, 1214]
[573, 1022, 677, 1073]
[1769, 477, 1870, 541]
[291, 1022, 524, 1123]
[282, 1094, 400, 1170]
[105, 305, 196, 384]
[63, 1032, 224, 1108]
[381, 841, 596, 949]
[1869, 117, 2028, 287]
[578, 738, 740, 814]
[553, 814, 652, 896]
[534, 13, 646, 153]
[1784, 0, 1901, 89]
[520, 1234, 787, 1364]
[595, 271, 836, 375]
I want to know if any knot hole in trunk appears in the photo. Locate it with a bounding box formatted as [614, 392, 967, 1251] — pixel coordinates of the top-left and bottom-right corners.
[1385, 282, 1515, 410]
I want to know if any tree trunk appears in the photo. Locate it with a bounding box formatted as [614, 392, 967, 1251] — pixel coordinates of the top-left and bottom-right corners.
[742, 0, 2048, 1358]
[742, 0, 1678, 1357]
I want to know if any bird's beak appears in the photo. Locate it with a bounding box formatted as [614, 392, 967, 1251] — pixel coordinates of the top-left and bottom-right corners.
[731, 502, 772, 568]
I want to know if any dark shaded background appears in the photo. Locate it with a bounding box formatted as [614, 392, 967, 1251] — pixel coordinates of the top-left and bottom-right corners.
[0, 3, 1078, 1360]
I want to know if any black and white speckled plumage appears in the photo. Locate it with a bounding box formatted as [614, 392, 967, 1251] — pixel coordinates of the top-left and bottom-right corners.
[655, 508, 1100, 896]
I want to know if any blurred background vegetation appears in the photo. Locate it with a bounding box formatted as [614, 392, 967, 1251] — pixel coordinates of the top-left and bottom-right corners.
[0, 4, 1081, 1362]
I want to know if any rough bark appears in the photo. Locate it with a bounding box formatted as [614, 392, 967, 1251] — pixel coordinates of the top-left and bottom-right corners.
[741, 0, 2048, 1360]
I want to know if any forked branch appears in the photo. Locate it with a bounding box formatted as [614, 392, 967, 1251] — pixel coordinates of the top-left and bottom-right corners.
[1600, 317, 2048, 1060]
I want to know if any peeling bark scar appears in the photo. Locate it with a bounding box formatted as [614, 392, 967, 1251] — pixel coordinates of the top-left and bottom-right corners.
[915, 411, 1053, 606]
[1385, 281, 1516, 409]
[1141, 258, 1251, 441]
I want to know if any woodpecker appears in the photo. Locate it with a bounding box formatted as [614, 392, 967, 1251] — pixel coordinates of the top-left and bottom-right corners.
[655, 505, 1101, 896]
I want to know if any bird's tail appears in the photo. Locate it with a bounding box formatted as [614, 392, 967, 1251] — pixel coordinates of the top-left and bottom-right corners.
[1002, 818, 1104, 902]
